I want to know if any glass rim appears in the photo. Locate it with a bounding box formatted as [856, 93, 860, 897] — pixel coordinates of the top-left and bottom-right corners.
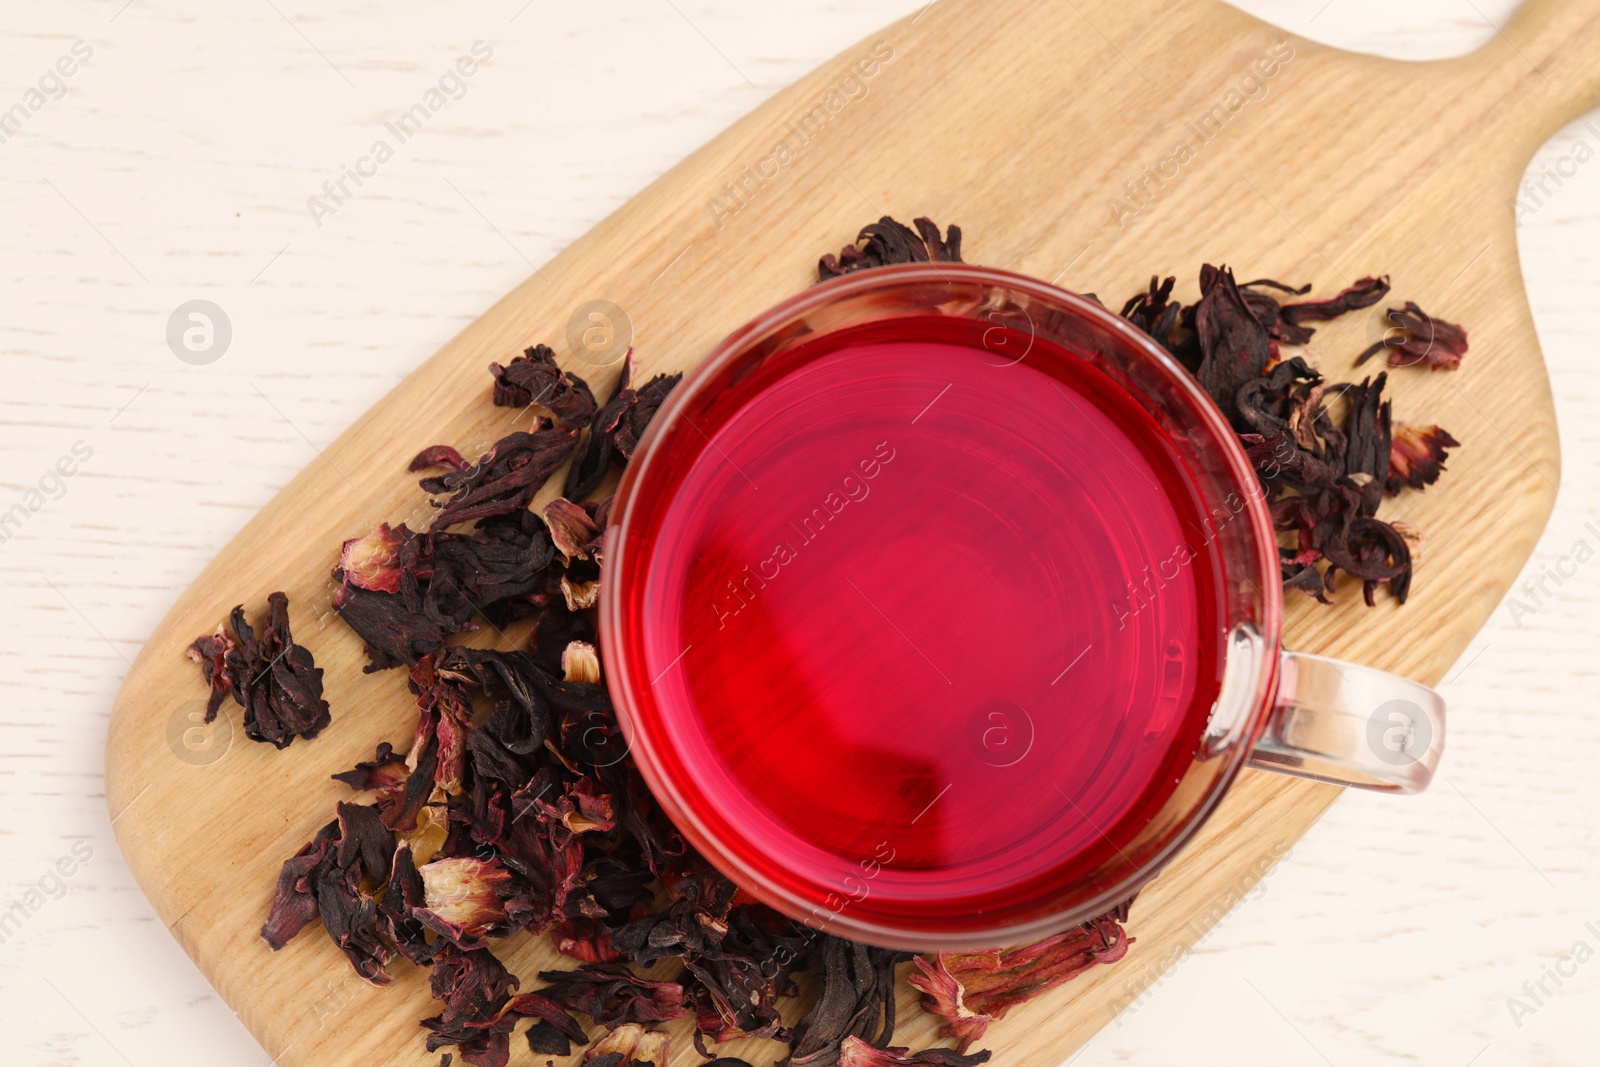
[600, 261, 1285, 949]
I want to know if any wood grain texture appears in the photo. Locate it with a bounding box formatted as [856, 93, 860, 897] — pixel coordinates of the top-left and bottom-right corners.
[93, 0, 1595, 1064]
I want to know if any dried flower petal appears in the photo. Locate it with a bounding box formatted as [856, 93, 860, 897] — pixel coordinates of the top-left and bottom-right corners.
[788, 937, 910, 1064]
[1192, 264, 1275, 428]
[338, 522, 415, 594]
[421, 943, 519, 1067]
[562, 641, 601, 684]
[1281, 274, 1390, 325]
[260, 819, 338, 950]
[836, 1036, 992, 1067]
[1120, 276, 1183, 354]
[188, 592, 330, 747]
[584, 1023, 671, 1066]
[563, 350, 684, 501]
[490, 344, 599, 426]
[417, 857, 514, 944]
[184, 624, 237, 722]
[562, 573, 600, 611]
[535, 963, 687, 1029]
[544, 498, 599, 561]
[1357, 301, 1469, 370]
[504, 992, 587, 1056]
[818, 216, 963, 280]
[1388, 422, 1460, 493]
[909, 914, 1131, 1053]
[417, 427, 580, 531]
[332, 741, 410, 794]
[411, 444, 472, 472]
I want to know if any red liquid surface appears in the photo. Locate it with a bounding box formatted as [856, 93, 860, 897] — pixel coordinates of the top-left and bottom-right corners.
[621, 318, 1224, 930]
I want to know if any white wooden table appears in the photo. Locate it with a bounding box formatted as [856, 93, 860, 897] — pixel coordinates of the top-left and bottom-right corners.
[2, 1, 1596, 1063]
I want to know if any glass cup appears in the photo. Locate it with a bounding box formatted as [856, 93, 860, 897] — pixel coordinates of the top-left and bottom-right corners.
[600, 263, 1445, 951]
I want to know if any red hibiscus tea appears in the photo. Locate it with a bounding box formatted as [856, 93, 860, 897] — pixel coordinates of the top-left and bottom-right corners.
[609, 306, 1229, 938]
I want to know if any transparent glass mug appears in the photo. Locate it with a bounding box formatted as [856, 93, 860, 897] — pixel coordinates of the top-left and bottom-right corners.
[600, 264, 1445, 951]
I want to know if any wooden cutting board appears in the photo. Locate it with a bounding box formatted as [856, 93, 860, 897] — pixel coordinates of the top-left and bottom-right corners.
[106, 0, 1598, 1063]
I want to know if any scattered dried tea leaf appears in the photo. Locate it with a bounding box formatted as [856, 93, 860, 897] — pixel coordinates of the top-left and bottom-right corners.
[1191, 264, 1275, 426]
[1241, 274, 1390, 346]
[534, 963, 687, 1029]
[787, 937, 910, 1065]
[421, 943, 520, 1067]
[504, 991, 587, 1056]
[332, 741, 408, 793]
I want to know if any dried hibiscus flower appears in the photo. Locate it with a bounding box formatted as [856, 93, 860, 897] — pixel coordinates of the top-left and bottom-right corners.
[185, 591, 330, 747]
[908, 910, 1131, 1053]
[564, 350, 684, 501]
[1389, 422, 1461, 493]
[1357, 300, 1470, 370]
[421, 943, 520, 1067]
[836, 1036, 991, 1067]
[412, 426, 579, 532]
[584, 1022, 672, 1066]
[490, 344, 599, 426]
[417, 857, 515, 945]
[818, 216, 963, 280]
[534, 963, 687, 1029]
[1241, 274, 1390, 346]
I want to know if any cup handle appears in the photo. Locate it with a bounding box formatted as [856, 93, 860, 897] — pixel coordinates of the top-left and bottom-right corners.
[1247, 650, 1445, 794]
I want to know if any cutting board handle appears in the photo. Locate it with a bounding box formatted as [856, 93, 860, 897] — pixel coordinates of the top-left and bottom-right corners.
[1450, 0, 1600, 144]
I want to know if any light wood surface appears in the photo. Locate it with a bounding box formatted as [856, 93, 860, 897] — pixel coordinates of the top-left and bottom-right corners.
[69, 0, 1594, 1064]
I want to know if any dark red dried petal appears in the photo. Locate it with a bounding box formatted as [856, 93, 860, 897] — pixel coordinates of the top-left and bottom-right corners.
[336, 800, 394, 883]
[1120, 275, 1184, 353]
[1278, 275, 1390, 332]
[1192, 264, 1275, 427]
[534, 963, 686, 1030]
[184, 625, 237, 722]
[260, 819, 338, 950]
[835, 1036, 992, 1067]
[421, 944, 519, 1067]
[190, 592, 330, 748]
[332, 741, 409, 793]
[1357, 301, 1469, 370]
[1389, 422, 1460, 493]
[419, 427, 579, 531]
[411, 444, 471, 472]
[338, 523, 416, 594]
[908, 913, 1131, 1053]
[818, 216, 963, 281]
[489, 344, 599, 425]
